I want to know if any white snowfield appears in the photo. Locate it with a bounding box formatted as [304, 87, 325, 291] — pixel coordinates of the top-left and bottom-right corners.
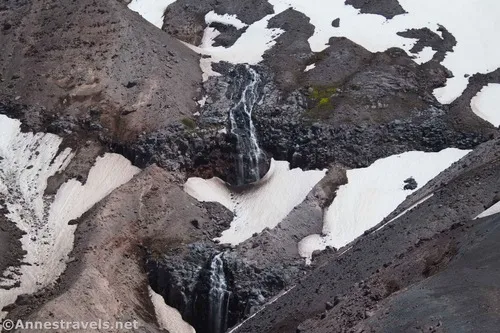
[185, 159, 326, 245]
[148, 287, 196, 333]
[130, 0, 500, 103]
[128, 0, 178, 29]
[298, 148, 470, 263]
[471, 83, 500, 127]
[186, 11, 284, 81]
[475, 201, 500, 220]
[268, 0, 500, 104]
[0, 115, 140, 318]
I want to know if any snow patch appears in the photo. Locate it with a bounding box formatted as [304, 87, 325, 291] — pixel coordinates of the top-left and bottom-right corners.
[185, 159, 326, 245]
[267, 0, 500, 104]
[0, 115, 140, 318]
[129, 0, 500, 102]
[304, 64, 316, 72]
[148, 287, 196, 333]
[299, 148, 470, 262]
[470, 83, 500, 127]
[475, 201, 500, 219]
[205, 10, 247, 29]
[185, 12, 284, 80]
[128, 0, 178, 29]
[197, 95, 208, 108]
[413, 46, 436, 64]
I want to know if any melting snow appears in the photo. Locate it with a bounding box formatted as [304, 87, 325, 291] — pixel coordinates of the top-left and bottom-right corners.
[0, 115, 140, 318]
[185, 159, 326, 245]
[149, 287, 196, 333]
[470, 83, 500, 127]
[298, 148, 470, 263]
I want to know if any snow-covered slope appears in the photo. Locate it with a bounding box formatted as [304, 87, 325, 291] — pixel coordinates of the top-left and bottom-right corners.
[299, 148, 470, 262]
[471, 83, 500, 127]
[268, 0, 500, 104]
[149, 287, 196, 333]
[186, 11, 284, 80]
[185, 159, 326, 245]
[0, 115, 140, 318]
[130, 0, 500, 103]
[128, 0, 178, 28]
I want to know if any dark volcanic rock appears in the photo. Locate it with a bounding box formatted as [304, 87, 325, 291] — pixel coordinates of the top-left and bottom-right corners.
[255, 49, 492, 172]
[398, 25, 457, 63]
[264, 8, 315, 89]
[0, 198, 25, 283]
[448, 67, 500, 131]
[345, 0, 407, 19]
[211, 24, 248, 48]
[305, 37, 373, 87]
[403, 177, 418, 190]
[162, 0, 273, 45]
[147, 243, 297, 333]
[233, 138, 500, 333]
[352, 217, 500, 332]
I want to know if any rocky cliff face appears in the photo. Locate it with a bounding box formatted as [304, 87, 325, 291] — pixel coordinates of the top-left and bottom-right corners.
[147, 243, 300, 333]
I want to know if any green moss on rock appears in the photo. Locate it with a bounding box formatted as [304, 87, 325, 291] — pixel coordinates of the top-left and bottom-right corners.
[181, 117, 197, 129]
[306, 86, 338, 119]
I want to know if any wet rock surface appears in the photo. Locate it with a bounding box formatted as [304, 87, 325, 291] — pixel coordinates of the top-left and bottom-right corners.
[147, 243, 299, 333]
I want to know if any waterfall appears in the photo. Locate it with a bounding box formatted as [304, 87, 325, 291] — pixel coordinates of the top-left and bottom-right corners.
[208, 253, 231, 333]
[228, 64, 264, 185]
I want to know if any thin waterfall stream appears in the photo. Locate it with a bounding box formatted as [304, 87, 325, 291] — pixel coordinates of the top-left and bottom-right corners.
[208, 253, 231, 333]
[228, 64, 264, 185]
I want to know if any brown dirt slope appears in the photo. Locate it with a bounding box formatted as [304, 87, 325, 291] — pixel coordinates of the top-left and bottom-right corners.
[0, 0, 202, 142]
[5, 166, 231, 332]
